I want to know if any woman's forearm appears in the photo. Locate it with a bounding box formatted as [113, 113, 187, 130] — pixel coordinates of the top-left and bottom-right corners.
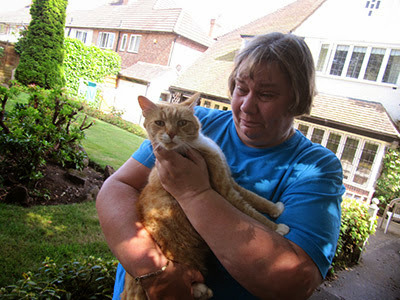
[96, 165, 168, 277]
[176, 189, 321, 299]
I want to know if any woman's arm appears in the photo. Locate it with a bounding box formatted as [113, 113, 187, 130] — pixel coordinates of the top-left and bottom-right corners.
[154, 148, 322, 300]
[96, 157, 203, 299]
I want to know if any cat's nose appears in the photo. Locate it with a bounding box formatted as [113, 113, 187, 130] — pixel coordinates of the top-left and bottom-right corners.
[168, 132, 176, 139]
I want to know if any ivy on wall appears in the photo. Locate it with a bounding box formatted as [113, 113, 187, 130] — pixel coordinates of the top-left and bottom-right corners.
[63, 38, 121, 98]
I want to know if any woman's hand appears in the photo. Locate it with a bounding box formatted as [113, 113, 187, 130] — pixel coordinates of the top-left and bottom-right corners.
[153, 147, 212, 203]
[141, 261, 204, 300]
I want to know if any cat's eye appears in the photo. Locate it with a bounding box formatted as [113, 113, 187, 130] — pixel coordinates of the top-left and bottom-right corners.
[155, 120, 165, 126]
[177, 120, 187, 127]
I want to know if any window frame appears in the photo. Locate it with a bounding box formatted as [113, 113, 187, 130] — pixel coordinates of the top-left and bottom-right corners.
[316, 42, 400, 85]
[294, 120, 382, 189]
[97, 32, 115, 49]
[127, 34, 141, 53]
[120, 34, 128, 51]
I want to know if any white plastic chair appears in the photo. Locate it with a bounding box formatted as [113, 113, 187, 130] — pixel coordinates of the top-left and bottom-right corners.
[379, 198, 400, 234]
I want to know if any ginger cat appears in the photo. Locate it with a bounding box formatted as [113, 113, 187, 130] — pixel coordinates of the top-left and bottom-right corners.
[121, 93, 289, 300]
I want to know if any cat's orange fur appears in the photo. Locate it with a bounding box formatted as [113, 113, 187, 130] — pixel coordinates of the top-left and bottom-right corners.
[121, 93, 289, 300]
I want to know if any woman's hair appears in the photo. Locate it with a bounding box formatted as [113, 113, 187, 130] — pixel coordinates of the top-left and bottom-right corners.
[228, 32, 316, 116]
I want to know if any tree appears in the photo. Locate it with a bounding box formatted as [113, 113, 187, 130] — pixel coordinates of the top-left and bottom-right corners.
[15, 0, 68, 89]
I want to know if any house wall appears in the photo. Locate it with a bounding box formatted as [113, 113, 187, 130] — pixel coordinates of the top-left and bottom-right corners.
[294, 0, 400, 122]
[0, 41, 19, 84]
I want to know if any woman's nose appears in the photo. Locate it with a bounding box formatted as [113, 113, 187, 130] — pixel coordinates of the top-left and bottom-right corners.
[240, 93, 258, 114]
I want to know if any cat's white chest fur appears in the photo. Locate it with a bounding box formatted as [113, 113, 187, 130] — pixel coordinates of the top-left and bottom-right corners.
[192, 133, 226, 160]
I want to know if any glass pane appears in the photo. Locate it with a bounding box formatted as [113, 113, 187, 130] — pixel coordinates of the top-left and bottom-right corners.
[311, 128, 324, 144]
[330, 45, 349, 76]
[383, 49, 400, 84]
[316, 44, 329, 72]
[298, 124, 309, 136]
[353, 142, 378, 185]
[133, 36, 141, 52]
[340, 137, 359, 180]
[346, 47, 367, 78]
[326, 132, 341, 154]
[364, 48, 385, 81]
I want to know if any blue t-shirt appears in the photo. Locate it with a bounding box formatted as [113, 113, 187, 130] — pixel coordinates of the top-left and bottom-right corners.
[113, 106, 345, 299]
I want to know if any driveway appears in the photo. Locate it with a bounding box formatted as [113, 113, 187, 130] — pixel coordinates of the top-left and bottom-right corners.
[310, 219, 400, 300]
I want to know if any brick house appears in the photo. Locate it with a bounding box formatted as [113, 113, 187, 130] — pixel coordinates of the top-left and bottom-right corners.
[169, 0, 400, 203]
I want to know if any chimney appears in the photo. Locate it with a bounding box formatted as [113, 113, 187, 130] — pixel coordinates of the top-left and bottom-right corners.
[208, 19, 216, 37]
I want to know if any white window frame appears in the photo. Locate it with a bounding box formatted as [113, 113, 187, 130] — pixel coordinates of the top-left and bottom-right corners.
[97, 32, 115, 49]
[127, 34, 141, 53]
[316, 43, 400, 85]
[120, 34, 128, 51]
[294, 121, 382, 189]
[75, 30, 88, 44]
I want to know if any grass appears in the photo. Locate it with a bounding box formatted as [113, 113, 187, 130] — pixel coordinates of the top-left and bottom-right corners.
[0, 93, 146, 288]
[0, 202, 115, 287]
[82, 117, 145, 170]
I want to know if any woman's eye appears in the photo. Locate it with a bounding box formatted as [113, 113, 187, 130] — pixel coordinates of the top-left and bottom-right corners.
[177, 120, 187, 127]
[155, 120, 165, 126]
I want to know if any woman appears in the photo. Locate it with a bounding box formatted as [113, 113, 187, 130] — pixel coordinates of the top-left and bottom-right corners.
[96, 32, 345, 299]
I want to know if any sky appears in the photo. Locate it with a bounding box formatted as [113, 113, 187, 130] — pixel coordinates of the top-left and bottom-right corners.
[0, 0, 295, 34]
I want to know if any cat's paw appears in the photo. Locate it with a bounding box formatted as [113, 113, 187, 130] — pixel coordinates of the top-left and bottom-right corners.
[192, 282, 213, 300]
[270, 202, 285, 218]
[275, 223, 290, 235]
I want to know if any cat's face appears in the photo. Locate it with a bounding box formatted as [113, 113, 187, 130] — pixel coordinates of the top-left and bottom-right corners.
[139, 96, 200, 151]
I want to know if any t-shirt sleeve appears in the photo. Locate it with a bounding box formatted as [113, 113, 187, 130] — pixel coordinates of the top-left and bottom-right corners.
[276, 147, 345, 278]
[131, 139, 155, 169]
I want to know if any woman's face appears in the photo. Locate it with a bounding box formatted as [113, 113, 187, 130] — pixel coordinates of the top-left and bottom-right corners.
[231, 62, 295, 148]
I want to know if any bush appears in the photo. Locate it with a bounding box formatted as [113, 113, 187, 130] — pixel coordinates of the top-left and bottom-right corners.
[374, 147, 400, 211]
[0, 256, 118, 299]
[0, 84, 93, 186]
[332, 198, 377, 272]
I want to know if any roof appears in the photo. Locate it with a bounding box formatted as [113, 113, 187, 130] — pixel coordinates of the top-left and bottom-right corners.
[171, 0, 326, 98]
[170, 0, 400, 140]
[307, 93, 400, 140]
[119, 61, 176, 83]
[65, 0, 213, 47]
[0, 6, 31, 25]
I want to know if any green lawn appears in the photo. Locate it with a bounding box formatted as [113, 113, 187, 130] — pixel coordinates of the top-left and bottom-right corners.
[82, 117, 145, 169]
[0, 109, 146, 287]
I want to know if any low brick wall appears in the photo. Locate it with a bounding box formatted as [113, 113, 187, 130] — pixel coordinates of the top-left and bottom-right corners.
[0, 41, 19, 85]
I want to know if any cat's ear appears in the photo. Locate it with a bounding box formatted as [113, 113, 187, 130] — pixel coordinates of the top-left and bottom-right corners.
[181, 92, 200, 110]
[138, 96, 157, 117]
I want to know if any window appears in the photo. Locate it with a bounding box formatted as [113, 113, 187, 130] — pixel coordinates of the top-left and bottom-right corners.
[353, 142, 378, 185]
[128, 35, 141, 53]
[298, 124, 309, 136]
[330, 45, 349, 76]
[340, 137, 359, 180]
[214, 104, 220, 110]
[316, 44, 330, 72]
[75, 30, 88, 43]
[317, 43, 400, 85]
[383, 49, 400, 84]
[310, 128, 324, 144]
[364, 48, 385, 81]
[120, 34, 128, 51]
[346, 47, 367, 79]
[98, 32, 115, 49]
[326, 132, 341, 154]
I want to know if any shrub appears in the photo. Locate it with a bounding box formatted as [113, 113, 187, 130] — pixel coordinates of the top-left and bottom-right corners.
[0, 256, 118, 299]
[15, 0, 68, 89]
[331, 198, 377, 272]
[0, 84, 93, 187]
[374, 147, 400, 211]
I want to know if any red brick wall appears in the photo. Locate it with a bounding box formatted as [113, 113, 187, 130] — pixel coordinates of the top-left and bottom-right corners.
[0, 41, 19, 85]
[88, 29, 207, 69]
